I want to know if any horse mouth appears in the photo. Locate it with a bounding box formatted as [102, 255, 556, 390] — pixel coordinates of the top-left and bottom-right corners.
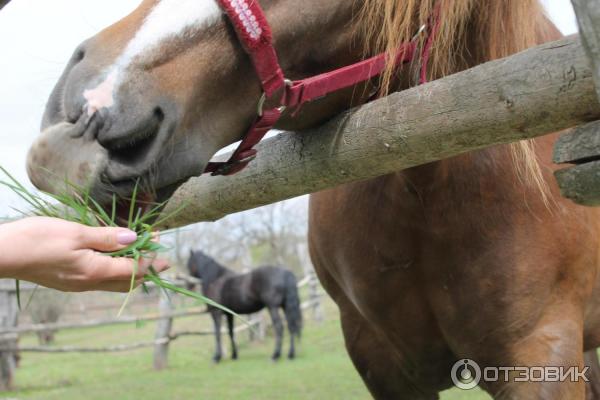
[111, 193, 156, 226]
[27, 113, 184, 227]
[106, 179, 184, 227]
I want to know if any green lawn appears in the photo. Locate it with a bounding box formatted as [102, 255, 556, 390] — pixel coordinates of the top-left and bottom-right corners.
[4, 301, 490, 400]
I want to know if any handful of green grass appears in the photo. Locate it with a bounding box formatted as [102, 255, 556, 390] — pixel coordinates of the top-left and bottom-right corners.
[0, 166, 239, 319]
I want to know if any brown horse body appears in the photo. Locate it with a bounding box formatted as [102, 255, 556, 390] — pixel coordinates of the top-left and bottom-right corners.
[307, 2, 600, 398]
[26, 0, 600, 398]
[310, 136, 600, 398]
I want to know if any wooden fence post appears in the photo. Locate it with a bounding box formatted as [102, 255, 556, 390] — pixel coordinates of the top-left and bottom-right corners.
[553, 1, 600, 205]
[247, 313, 266, 342]
[307, 272, 323, 323]
[299, 245, 323, 323]
[571, 0, 600, 99]
[153, 291, 173, 371]
[0, 284, 18, 390]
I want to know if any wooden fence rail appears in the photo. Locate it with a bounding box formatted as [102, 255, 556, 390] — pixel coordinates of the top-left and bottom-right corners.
[158, 34, 600, 229]
[0, 271, 323, 387]
[0, 298, 322, 356]
[0, 308, 208, 336]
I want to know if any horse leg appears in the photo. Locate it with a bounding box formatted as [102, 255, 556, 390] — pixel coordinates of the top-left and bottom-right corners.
[287, 317, 296, 360]
[226, 314, 238, 360]
[585, 349, 600, 400]
[268, 307, 284, 361]
[210, 311, 223, 363]
[473, 307, 585, 400]
[339, 306, 440, 400]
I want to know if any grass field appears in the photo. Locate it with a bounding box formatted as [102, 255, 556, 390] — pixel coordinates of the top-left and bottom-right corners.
[4, 299, 490, 400]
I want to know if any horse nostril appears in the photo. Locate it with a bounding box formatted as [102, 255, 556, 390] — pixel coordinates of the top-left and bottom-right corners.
[154, 107, 165, 123]
[74, 49, 85, 63]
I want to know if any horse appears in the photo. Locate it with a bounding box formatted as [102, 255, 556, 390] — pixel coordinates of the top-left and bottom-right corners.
[187, 250, 302, 362]
[24, 0, 600, 398]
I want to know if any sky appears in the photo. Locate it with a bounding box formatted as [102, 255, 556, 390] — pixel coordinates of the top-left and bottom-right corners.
[0, 0, 580, 216]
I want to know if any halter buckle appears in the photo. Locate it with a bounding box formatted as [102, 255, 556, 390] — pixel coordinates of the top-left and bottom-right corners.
[257, 79, 293, 117]
[210, 153, 257, 176]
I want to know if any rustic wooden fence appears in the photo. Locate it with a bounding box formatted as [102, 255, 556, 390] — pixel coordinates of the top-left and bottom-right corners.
[0, 272, 323, 389]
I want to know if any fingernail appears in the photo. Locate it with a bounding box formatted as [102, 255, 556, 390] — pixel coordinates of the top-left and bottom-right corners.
[117, 230, 137, 245]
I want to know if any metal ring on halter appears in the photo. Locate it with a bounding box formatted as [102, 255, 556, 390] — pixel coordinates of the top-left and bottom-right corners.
[257, 79, 293, 117]
[412, 24, 427, 41]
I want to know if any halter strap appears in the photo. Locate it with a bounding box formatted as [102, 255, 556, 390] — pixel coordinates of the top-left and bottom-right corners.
[205, 0, 440, 176]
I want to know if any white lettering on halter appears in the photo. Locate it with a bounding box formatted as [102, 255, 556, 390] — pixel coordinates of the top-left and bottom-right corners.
[83, 0, 221, 116]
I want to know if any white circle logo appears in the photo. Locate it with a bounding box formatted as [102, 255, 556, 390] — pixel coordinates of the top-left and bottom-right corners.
[451, 359, 481, 390]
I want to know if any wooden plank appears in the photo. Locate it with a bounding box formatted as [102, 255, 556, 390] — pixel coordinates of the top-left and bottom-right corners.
[554, 121, 600, 164]
[153, 292, 173, 370]
[0, 289, 17, 390]
[571, 0, 600, 99]
[157, 35, 600, 229]
[552, 1, 600, 206]
[555, 161, 600, 206]
[0, 308, 208, 336]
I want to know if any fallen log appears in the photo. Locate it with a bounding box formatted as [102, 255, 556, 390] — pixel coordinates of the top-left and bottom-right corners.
[158, 35, 600, 229]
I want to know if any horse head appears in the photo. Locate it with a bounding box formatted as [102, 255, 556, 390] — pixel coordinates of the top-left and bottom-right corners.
[27, 0, 363, 207]
[187, 249, 225, 284]
[27, 0, 548, 210]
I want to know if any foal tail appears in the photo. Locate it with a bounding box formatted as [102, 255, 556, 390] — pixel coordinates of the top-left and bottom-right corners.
[283, 271, 303, 339]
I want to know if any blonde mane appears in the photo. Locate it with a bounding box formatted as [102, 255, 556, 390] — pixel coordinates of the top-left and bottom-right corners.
[357, 0, 559, 200]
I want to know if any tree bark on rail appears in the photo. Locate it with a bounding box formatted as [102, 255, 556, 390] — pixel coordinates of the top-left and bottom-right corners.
[158, 35, 600, 229]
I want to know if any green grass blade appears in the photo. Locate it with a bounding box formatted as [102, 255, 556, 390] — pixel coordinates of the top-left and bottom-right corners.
[143, 273, 248, 325]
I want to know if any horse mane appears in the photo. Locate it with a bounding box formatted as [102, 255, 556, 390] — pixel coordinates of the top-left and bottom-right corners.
[357, 0, 561, 201]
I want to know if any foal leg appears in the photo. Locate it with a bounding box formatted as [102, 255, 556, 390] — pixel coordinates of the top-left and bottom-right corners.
[226, 314, 238, 360]
[210, 311, 223, 363]
[585, 349, 600, 400]
[268, 307, 284, 361]
[339, 307, 441, 400]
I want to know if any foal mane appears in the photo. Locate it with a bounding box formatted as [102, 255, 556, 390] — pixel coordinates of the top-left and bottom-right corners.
[357, 0, 558, 200]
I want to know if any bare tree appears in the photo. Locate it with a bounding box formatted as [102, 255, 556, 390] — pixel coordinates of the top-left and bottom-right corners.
[169, 197, 310, 275]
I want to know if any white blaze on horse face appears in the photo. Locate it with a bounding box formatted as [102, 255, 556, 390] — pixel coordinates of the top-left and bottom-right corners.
[83, 0, 221, 116]
[83, 70, 117, 116]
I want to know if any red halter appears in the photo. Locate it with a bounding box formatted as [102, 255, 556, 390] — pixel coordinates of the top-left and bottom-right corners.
[205, 0, 441, 176]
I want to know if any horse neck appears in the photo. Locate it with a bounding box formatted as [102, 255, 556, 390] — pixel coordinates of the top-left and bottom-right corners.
[200, 259, 235, 289]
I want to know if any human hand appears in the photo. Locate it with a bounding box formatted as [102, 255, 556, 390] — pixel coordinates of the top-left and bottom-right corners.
[0, 217, 169, 292]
